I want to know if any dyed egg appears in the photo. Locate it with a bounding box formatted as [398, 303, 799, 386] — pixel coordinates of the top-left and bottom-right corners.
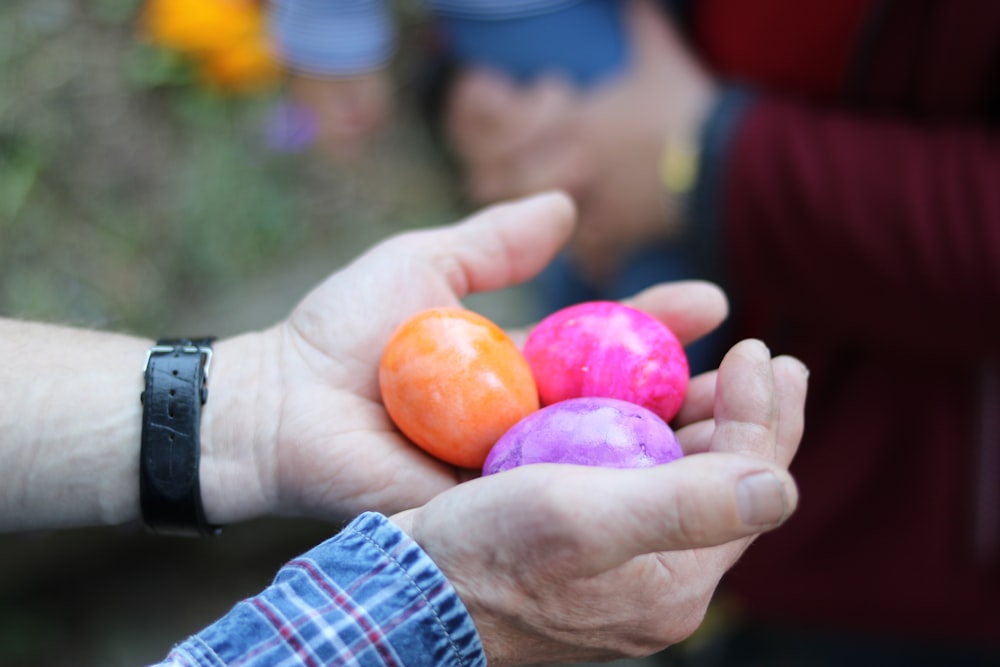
[483, 396, 683, 474]
[523, 301, 689, 422]
[379, 307, 539, 468]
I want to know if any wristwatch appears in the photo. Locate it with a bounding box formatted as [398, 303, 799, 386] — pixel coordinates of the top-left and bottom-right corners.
[139, 338, 221, 537]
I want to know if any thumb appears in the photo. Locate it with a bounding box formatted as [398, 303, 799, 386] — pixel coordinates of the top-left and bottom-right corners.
[559, 454, 797, 575]
[430, 191, 577, 296]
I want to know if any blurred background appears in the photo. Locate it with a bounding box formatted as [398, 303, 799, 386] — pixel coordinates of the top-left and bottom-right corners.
[0, 1, 535, 665]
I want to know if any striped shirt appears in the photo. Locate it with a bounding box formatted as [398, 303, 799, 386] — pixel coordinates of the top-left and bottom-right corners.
[269, 0, 586, 75]
[155, 512, 486, 666]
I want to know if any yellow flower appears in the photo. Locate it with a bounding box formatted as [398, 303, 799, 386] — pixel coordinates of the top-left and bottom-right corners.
[199, 36, 280, 92]
[140, 0, 280, 92]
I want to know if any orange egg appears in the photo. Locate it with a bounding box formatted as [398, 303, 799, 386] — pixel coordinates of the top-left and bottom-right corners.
[379, 307, 539, 468]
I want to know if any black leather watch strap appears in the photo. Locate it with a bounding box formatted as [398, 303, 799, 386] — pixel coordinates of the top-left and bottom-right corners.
[140, 338, 221, 537]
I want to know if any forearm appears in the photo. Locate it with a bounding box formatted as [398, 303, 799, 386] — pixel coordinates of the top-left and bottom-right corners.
[0, 318, 275, 532]
[0, 318, 150, 530]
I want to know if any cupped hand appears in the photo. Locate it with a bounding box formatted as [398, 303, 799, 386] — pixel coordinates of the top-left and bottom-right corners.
[204, 192, 574, 524]
[202, 194, 733, 527]
[390, 338, 807, 666]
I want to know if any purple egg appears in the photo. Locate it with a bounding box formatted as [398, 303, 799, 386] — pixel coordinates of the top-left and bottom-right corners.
[483, 396, 683, 475]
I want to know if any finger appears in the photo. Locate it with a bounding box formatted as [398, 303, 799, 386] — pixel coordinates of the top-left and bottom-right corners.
[505, 279, 728, 351]
[625, 281, 730, 346]
[470, 138, 587, 205]
[460, 80, 583, 203]
[446, 68, 521, 159]
[498, 78, 587, 197]
[674, 368, 718, 427]
[677, 355, 806, 433]
[676, 352, 807, 458]
[506, 132, 591, 201]
[711, 339, 779, 460]
[550, 453, 798, 575]
[296, 192, 574, 351]
[475, 76, 577, 166]
[512, 75, 578, 148]
[674, 418, 715, 455]
[697, 356, 807, 571]
[431, 191, 577, 296]
[771, 355, 809, 466]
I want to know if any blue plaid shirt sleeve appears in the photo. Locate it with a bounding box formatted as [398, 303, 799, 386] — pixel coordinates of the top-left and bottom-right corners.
[154, 512, 487, 667]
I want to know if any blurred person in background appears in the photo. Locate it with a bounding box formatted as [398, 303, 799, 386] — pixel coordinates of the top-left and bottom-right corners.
[268, 0, 634, 160]
[267, 0, 724, 371]
[443, 0, 1000, 664]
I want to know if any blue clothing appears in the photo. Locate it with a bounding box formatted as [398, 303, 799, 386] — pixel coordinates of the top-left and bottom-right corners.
[270, 0, 629, 86]
[270, 0, 719, 370]
[155, 512, 486, 666]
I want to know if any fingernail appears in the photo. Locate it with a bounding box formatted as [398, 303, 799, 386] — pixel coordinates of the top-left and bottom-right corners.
[737, 471, 790, 526]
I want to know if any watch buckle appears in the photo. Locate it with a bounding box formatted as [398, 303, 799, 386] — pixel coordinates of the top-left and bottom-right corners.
[143, 343, 213, 385]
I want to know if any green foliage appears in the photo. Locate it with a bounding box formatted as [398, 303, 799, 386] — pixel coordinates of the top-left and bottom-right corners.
[0, 133, 44, 220]
[0, 1, 459, 336]
[0, 1, 309, 332]
[125, 43, 198, 90]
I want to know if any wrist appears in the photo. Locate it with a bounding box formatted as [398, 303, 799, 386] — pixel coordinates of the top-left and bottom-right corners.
[198, 329, 282, 525]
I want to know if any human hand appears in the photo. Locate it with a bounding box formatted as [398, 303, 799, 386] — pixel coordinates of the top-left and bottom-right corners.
[200, 192, 573, 523]
[445, 0, 718, 281]
[288, 70, 391, 161]
[201, 192, 731, 527]
[390, 338, 806, 665]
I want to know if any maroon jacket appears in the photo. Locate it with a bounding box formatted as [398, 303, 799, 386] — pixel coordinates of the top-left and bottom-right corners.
[691, 0, 1000, 643]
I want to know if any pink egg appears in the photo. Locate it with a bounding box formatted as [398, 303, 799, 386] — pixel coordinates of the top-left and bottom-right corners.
[523, 301, 689, 422]
[483, 397, 683, 475]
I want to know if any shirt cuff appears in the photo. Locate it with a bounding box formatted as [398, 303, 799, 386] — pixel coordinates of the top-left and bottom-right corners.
[269, 0, 397, 76]
[162, 512, 486, 667]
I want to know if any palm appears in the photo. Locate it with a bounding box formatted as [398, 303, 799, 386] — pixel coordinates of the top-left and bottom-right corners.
[264, 195, 578, 519]
[274, 252, 483, 519]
